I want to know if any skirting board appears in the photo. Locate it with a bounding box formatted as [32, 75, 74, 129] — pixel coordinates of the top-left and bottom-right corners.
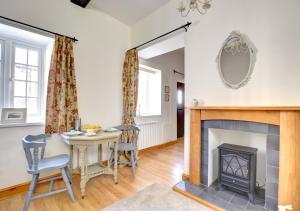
[182, 173, 189, 180]
[138, 139, 180, 156]
[0, 139, 181, 199]
[0, 173, 62, 200]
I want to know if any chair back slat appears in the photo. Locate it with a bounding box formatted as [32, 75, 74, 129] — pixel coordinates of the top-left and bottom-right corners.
[129, 125, 140, 146]
[22, 134, 47, 171]
[115, 125, 140, 146]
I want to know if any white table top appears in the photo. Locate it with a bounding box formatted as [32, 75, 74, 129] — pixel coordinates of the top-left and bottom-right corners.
[61, 131, 122, 145]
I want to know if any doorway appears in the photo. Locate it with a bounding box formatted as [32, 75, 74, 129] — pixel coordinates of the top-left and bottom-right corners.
[177, 82, 185, 138]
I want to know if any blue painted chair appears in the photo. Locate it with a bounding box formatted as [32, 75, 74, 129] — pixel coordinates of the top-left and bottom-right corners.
[22, 134, 75, 211]
[109, 125, 140, 176]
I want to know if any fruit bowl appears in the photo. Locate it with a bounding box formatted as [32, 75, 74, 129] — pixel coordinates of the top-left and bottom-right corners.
[82, 125, 102, 133]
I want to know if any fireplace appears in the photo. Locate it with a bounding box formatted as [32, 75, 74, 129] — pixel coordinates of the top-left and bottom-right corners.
[183, 107, 300, 211]
[173, 106, 300, 210]
[218, 143, 257, 202]
[175, 119, 279, 210]
[201, 120, 277, 210]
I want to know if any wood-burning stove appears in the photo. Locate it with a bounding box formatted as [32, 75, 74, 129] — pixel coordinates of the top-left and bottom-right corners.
[218, 143, 257, 202]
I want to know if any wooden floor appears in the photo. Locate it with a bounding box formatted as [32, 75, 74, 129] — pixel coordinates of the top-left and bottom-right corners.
[0, 141, 184, 211]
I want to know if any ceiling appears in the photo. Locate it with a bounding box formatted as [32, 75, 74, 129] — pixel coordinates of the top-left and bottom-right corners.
[88, 0, 170, 25]
[139, 32, 184, 59]
[0, 23, 53, 45]
[149, 47, 184, 62]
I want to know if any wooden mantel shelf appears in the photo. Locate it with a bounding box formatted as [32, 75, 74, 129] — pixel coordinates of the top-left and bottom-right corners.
[189, 106, 300, 210]
[189, 106, 300, 111]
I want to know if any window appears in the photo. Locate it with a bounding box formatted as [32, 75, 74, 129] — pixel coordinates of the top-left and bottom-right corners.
[0, 23, 53, 123]
[177, 89, 183, 105]
[12, 44, 42, 118]
[0, 40, 3, 107]
[137, 65, 161, 116]
[0, 41, 3, 69]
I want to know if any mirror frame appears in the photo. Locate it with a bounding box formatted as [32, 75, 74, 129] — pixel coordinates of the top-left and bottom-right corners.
[217, 31, 257, 89]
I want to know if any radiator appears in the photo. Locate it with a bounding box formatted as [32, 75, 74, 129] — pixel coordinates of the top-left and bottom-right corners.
[137, 121, 163, 150]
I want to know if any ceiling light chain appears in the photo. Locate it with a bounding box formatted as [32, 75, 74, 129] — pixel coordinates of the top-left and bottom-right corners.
[178, 0, 212, 17]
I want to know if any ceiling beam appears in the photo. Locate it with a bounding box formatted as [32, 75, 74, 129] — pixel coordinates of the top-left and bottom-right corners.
[70, 0, 91, 8]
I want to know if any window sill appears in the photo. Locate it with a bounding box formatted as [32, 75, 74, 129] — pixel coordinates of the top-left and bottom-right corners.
[136, 114, 162, 118]
[0, 122, 44, 128]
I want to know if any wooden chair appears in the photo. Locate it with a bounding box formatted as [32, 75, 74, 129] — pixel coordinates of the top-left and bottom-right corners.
[109, 125, 140, 176]
[22, 134, 75, 211]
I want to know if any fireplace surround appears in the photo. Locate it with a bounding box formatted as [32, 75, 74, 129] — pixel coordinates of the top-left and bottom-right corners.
[187, 107, 300, 211]
[201, 120, 279, 210]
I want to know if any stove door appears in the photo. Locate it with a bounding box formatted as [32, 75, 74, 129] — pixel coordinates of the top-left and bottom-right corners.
[221, 151, 250, 180]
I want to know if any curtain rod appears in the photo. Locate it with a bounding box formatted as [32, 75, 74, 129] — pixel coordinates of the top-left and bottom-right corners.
[129, 22, 192, 51]
[0, 16, 78, 42]
[174, 70, 184, 76]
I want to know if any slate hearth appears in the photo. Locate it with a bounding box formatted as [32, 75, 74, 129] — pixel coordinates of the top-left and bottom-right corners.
[175, 180, 266, 211]
[201, 120, 280, 211]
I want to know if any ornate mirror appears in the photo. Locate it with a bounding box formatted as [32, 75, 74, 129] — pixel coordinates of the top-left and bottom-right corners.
[217, 31, 257, 89]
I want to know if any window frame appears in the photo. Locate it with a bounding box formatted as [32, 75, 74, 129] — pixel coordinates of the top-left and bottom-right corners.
[11, 42, 44, 119]
[0, 35, 46, 122]
[0, 39, 4, 108]
[137, 65, 162, 117]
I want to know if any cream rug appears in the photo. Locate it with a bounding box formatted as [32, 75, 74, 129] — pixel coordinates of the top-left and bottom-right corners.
[102, 183, 212, 211]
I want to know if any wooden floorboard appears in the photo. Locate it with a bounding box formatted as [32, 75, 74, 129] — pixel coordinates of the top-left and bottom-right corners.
[0, 141, 184, 211]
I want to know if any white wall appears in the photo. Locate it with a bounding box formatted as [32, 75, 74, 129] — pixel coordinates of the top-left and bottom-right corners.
[131, 0, 300, 174]
[0, 126, 67, 189]
[0, 0, 130, 189]
[137, 49, 184, 149]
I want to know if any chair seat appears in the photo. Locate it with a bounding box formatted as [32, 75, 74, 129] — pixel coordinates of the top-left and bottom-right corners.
[27, 154, 70, 173]
[110, 143, 137, 151]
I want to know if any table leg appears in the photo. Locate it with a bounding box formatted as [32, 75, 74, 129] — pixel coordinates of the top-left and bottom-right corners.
[98, 144, 102, 164]
[113, 141, 118, 184]
[77, 148, 79, 170]
[107, 143, 111, 168]
[78, 145, 88, 199]
[69, 145, 73, 183]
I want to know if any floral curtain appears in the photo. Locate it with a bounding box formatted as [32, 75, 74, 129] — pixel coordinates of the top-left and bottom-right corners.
[45, 36, 78, 134]
[121, 49, 139, 142]
[122, 49, 139, 125]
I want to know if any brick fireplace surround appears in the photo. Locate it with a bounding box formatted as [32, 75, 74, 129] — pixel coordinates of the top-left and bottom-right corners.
[187, 107, 300, 210]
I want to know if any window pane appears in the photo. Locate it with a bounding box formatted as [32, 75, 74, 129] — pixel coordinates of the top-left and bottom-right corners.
[178, 90, 183, 105]
[27, 98, 38, 114]
[27, 66, 38, 81]
[27, 82, 38, 97]
[148, 71, 161, 115]
[28, 50, 39, 66]
[14, 64, 27, 80]
[14, 81, 26, 96]
[15, 47, 27, 64]
[137, 70, 148, 115]
[14, 97, 26, 108]
[0, 42, 1, 67]
[137, 68, 161, 116]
